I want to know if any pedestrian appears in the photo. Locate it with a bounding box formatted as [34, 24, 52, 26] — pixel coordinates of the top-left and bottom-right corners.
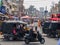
[38, 20, 41, 27]
[37, 19, 43, 34]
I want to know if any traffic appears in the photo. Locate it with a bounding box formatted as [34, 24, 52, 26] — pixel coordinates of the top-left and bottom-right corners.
[0, 20, 45, 44]
[42, 14, 60, 38]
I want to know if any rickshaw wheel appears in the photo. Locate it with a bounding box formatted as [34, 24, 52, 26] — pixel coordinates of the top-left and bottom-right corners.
[40, 38, 45, 44]
[9, 37, 13, 41]
[25, 39, 29, 44]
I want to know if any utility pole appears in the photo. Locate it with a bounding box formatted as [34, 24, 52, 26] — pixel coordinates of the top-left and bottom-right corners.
[44, 6, 48, 20]
[18, 0, 24, 20]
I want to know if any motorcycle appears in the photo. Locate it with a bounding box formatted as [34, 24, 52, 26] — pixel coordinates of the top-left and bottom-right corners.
[24, 31, 45, 44]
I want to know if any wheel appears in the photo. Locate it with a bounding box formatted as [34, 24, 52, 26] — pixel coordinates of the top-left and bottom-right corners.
[55, 34, 58, 38]
[25, 39, 29, 44]
[9, 37, 13, 41]
[3, 38, 8, 41]
[3, 36, 9, 41]
[40, 38, 45, 44]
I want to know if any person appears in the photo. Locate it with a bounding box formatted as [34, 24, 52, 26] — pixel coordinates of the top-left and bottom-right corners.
[20, 24, 24, 32]
[12, 26, 17, 35]
[38, 20, 41, 27]
[24, 26, 29, 34]
[29, 27, 33, 34]
[19, 24, 25, 37]
[16, 25, 20, 32]
[33, 26, 38, 38]
[29, 27, 37, 38]
[29, 27, 34, 37]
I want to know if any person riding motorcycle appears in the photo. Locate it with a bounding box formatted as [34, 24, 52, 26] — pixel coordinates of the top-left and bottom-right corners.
[29, 27, 37, 38]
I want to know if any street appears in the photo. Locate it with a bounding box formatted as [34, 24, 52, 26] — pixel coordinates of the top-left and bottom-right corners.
[0, 22, 57, 45]
[0, 0, 60, 45]
[0, 22, 58, 45]
[0, 37, 57, 45]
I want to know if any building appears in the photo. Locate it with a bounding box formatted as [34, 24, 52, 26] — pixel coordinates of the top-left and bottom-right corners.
[50, 4, 58, 14]
[39, 7, 44, 19]
[2, 0, 24, 17]
[58, 1, 60, 13]
[40, 7, 44, 12]
[24, 6, 45, 19]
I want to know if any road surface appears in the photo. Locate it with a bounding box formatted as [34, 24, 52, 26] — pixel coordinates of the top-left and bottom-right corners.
[0, 22, 57, 45]
[0, 37, 57, 45]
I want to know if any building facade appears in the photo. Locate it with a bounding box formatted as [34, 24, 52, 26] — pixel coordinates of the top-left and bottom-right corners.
[39, 7, 44, 19]
[50, 4, 58, 14]
[2, 0, 24, 17]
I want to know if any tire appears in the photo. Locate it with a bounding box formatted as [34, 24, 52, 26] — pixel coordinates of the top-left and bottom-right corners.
[40, 38, 45, 44]
[3, 36, 9, 41]
[47, 34, 51, 38]
[9, 37, 13, 41]
[3, 38, 7, 41]
[25, 39, 29, 44]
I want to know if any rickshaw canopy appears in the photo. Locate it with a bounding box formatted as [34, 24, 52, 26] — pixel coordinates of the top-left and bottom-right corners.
[3, 20, 27, 24]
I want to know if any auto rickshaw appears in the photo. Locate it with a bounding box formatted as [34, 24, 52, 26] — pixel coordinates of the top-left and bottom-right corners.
[1, 20, 27, 41]
[47, 21, 59, 38]
[42, 21, 50, 34]
[56, 23, 60, 38]
[24, 26, 45, 44]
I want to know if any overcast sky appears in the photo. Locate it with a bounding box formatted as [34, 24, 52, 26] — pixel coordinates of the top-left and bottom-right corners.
[23, 0, 59, 12]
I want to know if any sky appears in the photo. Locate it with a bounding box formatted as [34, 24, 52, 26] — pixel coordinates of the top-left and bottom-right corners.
[23, 0, 59, 12]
